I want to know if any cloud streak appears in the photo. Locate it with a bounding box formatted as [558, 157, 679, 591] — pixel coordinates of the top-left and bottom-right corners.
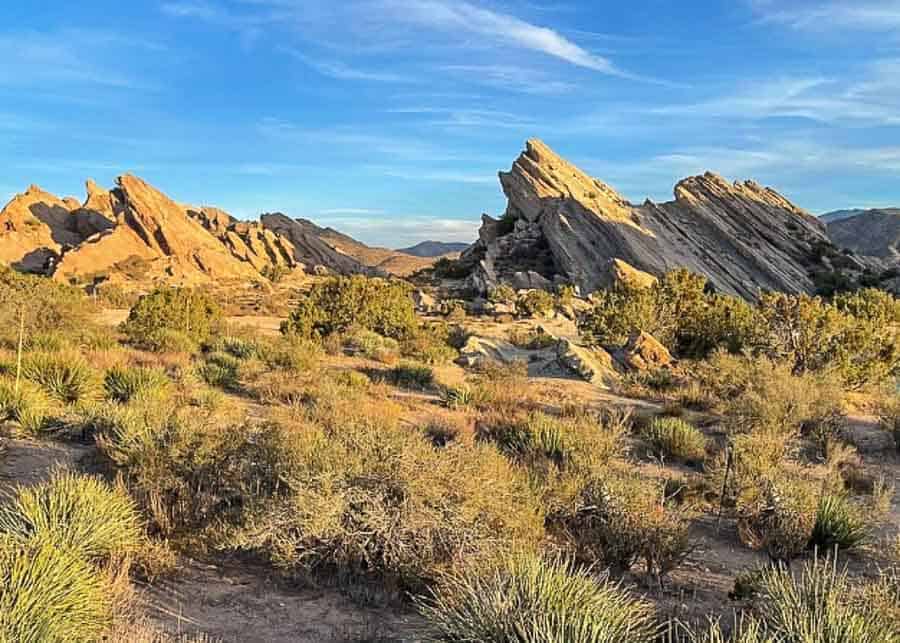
[751, 0, 900, 33]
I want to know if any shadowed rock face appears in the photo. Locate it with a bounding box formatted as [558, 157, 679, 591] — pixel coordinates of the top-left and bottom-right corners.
[260, 213, 377, 276]
[464, 139, 836, 300]
[827, 209, 900, 267]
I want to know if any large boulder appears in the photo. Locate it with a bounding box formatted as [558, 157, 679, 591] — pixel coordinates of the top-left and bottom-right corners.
[555, 339, 619, 388]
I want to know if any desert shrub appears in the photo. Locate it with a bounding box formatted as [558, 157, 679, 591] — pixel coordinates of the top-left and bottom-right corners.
[104, 366, 171, 403]
[390, 361, 435, 390]
[281, 276, 417, 340]
[21, 351, 99, 404]
[507, 326, 557, 350]
[517, 290, 555, 317]
[230, 419, 544, 594]
[641, 417, 707, 462]
[402, 323, 458, 365]
[197, 352, 242, 390]
[737, 476, 818, 562]
[92, 282, 139, 309]
[468, 360, 537, 414]
[262, 336, 324, 372]
[342, 327, 401, 363]
[442, 384, 474, 409]
[878, 395, 900, 451]
[416, 551, 658, 643]
[0, 538, 113, 643]
[0, 472, 142, 563]
[0, 377, 54, 433]
[488, 284, 517, 306]
[0, 267, 94, 348]
[810, 494, 871, 551]
[121, 287, 223, 352]
[550, 470, 691, 580]
[92, 399, 296, 535]
[476, 410, 626, 473]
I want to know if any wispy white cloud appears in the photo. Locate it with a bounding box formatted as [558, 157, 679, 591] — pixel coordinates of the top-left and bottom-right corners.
[372, 166, 496, 184]
[376, 0, 622, 74]
[751, 0, 900, 33]
[386, 106, 536, 129]
[281, 47, 413, 83]
[652, 66, 900, 126]
[438, 64, 576, 94]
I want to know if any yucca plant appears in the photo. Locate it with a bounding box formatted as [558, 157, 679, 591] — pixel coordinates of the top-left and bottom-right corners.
[197, 352, 241, 390]
[442, 384, 474, 409]
[0, 377, 54, 433]
[759, 557, 900, 642]
[0, 472, 142, 563]
[104, 365, 171, 403]
[0, 538, 112, 643]
[809, 494, 870, 551]
[21, 351, 99, 404]
[416, 551, 658, 643]
[641, 417, 707, 461]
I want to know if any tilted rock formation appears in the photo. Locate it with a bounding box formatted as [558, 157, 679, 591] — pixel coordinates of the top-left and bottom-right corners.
[55, 175, 262, 284]
[463, 139, 842, 300]
[260, 213, 378, 276]
[0, 185, 89, 273]
[826, 209, 900, 267]
[188, 207, 297, 273]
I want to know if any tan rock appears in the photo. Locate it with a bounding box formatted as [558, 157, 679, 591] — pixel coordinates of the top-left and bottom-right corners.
[620, 331, 673, 371]
[607, 258, 658, 289]
[555, 338, 618, 388]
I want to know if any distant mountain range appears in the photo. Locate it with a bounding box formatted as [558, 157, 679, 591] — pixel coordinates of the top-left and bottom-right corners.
[397, 241, 469, 257]
[821, 208, 900, 224]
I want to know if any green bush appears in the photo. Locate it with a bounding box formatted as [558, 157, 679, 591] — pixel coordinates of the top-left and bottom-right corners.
[517, 290, 555, 317]
[641, 417, 707, 462]
[416, 551, 658, 643]
[0, 538, 112, 643]
[197, 352, 242, 390]
[281, 276, 417, 340]
[121, 287, 223, 351]
[810, 494, 870, 551]
[488, 284, 517, 306]
[0, 377, 54, 433]
[343, 327, 401, 362]
[0, 472, 141, 563]
[21, 352, 99, 404]
[390, 361, 435, 390]
[738, 477, 818, 562]
[104, 366, 171, 403]
[262, 336, 324, 372]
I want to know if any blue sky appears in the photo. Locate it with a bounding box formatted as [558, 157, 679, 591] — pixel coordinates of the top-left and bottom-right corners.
[3, 1, 900, 247]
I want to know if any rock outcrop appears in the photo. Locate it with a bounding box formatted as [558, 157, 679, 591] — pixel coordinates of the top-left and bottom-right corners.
[0, 185, 90, 273]
[463, 139, 839, 300]
[0, 174, 381, 286]
[260, 213, 375, 276]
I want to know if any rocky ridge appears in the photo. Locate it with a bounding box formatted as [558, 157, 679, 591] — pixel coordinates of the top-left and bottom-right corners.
[462, 139, 856, 300]
[0, 175, 373, 286]
[826, 209, 900, 267]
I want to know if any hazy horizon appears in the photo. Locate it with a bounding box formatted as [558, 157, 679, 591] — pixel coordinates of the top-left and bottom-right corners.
[4, 1, 900, 247]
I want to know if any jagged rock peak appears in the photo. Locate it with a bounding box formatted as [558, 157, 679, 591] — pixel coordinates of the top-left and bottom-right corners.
[500, 138, 633, 225]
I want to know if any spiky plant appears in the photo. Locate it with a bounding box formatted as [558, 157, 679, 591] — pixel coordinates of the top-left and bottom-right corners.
[104, 365, 171, 403]
[0, 377, 54, 433]
[759, 558, 900, 642]
[20, 351, 99, 404]
[416, 551, 658, 643]
[810, 494, 870, 551]
[0, 538, 112, 643]
[641, 417, 707, 461]
[0, 472, 142, 563]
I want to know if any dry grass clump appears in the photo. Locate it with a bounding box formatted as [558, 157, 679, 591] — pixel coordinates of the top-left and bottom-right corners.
[640, 417, 707, 462]
[416, 551, 658, 643]
[230, 417, 544, 594]
[736, 475, 819, 562]
[476, 410, 627, 473]
[90, 398, 295, 535]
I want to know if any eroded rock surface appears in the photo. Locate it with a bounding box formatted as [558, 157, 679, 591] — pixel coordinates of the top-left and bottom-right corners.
[463, 139, 844, 300]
